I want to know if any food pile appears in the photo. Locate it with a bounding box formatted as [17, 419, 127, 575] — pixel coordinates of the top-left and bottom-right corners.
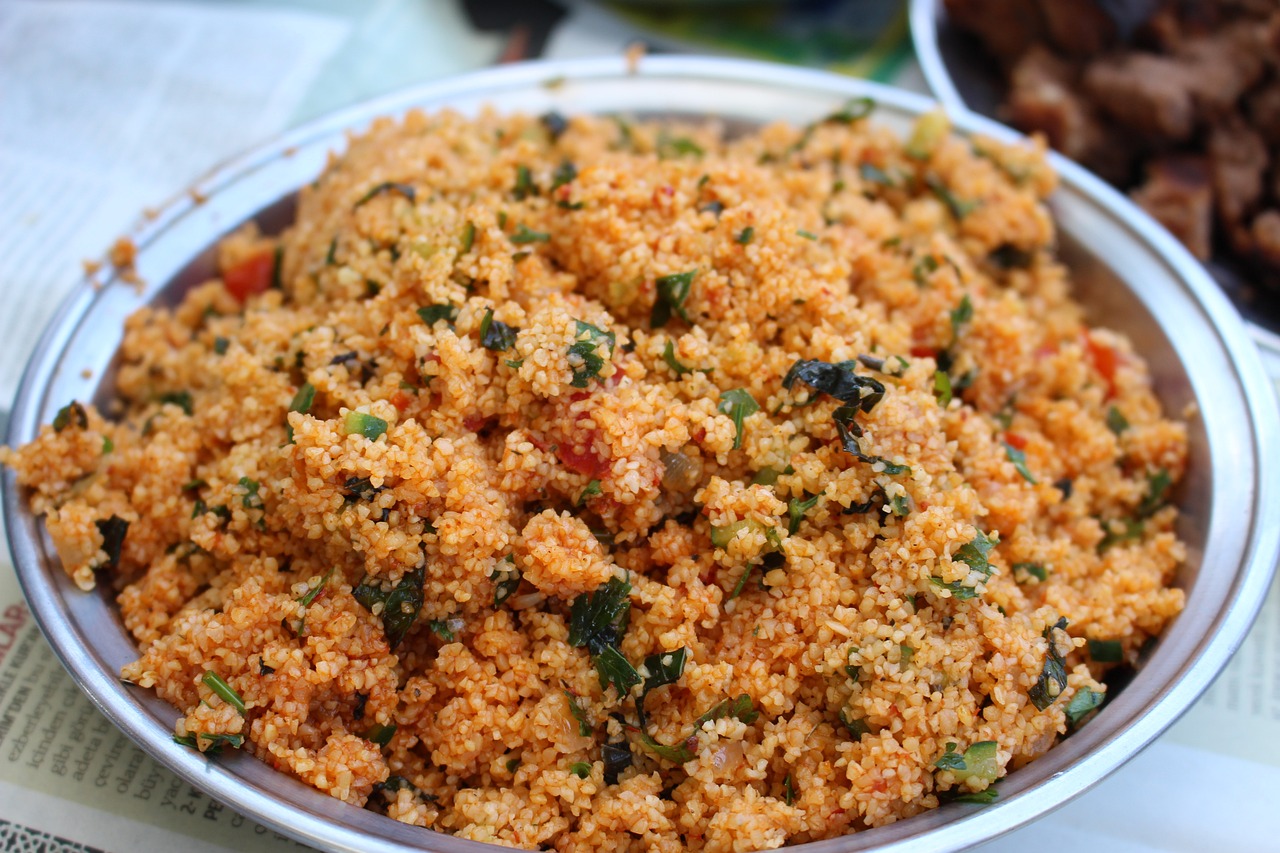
[947, 0, 1280, 297]
[2, 106, 1187, 850]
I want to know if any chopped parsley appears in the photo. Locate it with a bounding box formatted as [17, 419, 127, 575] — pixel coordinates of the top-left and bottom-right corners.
[1106, 406, 1130, 435]
[787, 493, 822, 535]
[602, 741, 632, 784]
[352, 566, 424, 650]
[736, 226, 755, 245]
[417, 303, 459, 327]
[95, 516, 129, 572]
[950, 295, 974, 336]
[158, 391, 194, 416]
[716, 388, 759, 450]
[460, 221, 476, 253]
[490, 557, 521, 606]
[657, 134, 704, 159]
[563, 690, 592, 737]
[479, 307, 519, 351]
[824, 96, 875, 123]
[567, 320, 615, 388]
[510, 224, 550, 244]
[1003, 441, 1037, 484]
[934, 370, 953, 407]
[1029, 617, 1070, 711]
[238, 476, 263, 510]
[931, 530, 998, 600]
[912, 254, 940, 286]
[289, 383, 316, 415]
[1013, 562, 1048, 583]
[550, 161, 577, 192]
[577, 479, 603, 505]
[933, 741, 997, 785]
[513, 165, 537, 200]
[1138, 469, 1172, 518]
[859, 162, 894, 187]
[213, 337, 229, 355]
[354, 182, 415, 208]
[567, 577, 640, 697]
[662, 340, 695, 376]
[428, 619, 455, 642]
[363, 723, 397, 747]
[694, 693, 759, 727]
[651, 270, 697, 328]
[1087, 639, 1123, 663]
[173, 732, 244, 756]
[926, 174, 978, 219]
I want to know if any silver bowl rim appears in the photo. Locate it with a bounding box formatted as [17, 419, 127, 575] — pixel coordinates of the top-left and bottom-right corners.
[5, 54, 1279, 853]
[906, 0, 1280, 365]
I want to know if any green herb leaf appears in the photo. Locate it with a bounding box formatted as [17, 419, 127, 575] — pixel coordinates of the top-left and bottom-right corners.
[95, 516, 129, 572]
[736, 226, 755, 245]
[1012, 562, 1048, 583]
[570, 761, 591, 778]
[787, 493, 822, 535]
[363, 723, 397, 747]
[651, 270, 697, 328]
[1087, 639, 1123, 663]
[989, 243, 1033, 269]
[943, 787, 999, 804]
[1106, 406, 1130, 435]
[428, 619, 455, 642]
[563, 690, 593, 737]
[568, 320, 615, 388]
[1030, 617, 1070, 711]
[297, 567, 334, 608]
[173, 732, 244, 756]
[213, 337, 230, 355]
[932, 530, 997, 599]
[694, 693, 759, 727]
[950, 295, 974, 337]
[201, 671, 246, 716]
[578, 479, 603, 505]
[352, 567, 424, 650]
[717, 388, 759, 450]
[289, 383, 316, 415]
[513, 165, 537, 200]
[662, 340, 694, 376]
[783, 772, 796, 805]
[510, 224, 550, 244]
[101, 436, 114, 454]
[859, 162, 894, 187]
[602, 741, 632, 784]
[926, 174, 978, 219]
[824, 96, 875, 124]
[796, 229, 818, 240]
[159, 391, 194, 416]
[658, 134, 704, 159]
[839, 709, 870, 740]
[550, 161, 577, 191]
[489, 557, 521, 607]
[1138, 469, 1172, 518]
[238, 476, 263, 510]
[568, 577, 639, 697]
[479, 307, 519, 351]
[934, 370, 953, 407]
[783, 359, 885, 411]
[1003, 441, 1037, 484]
[354, 182, 415, 208]
[416, 303, 458, 328]
[1065, 687, 1105, 728]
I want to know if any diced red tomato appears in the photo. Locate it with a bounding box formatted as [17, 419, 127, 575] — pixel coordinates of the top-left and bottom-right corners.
[390, 391, 413, 412]
[557, 431, 608, 477]
[1004, 432, 1028, 450]
[910, 345, 938, 358]
[1085, 334, 1119, 399]
[223, 250, 275, 302]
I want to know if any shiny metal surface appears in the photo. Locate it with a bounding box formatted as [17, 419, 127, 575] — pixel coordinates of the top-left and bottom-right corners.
[5, 55, 1280, 853]
[908, 0, 1280, 374]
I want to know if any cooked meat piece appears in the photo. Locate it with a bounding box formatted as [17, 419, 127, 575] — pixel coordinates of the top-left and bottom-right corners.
[1130, 155, 1215, 259]
[1084, 52, 1196, 139]
[1251, 210, 1280, 268]
[945, 0, 1047, 65]
[1036, 0, 1117, 56]
[1208, 116, 1269, 227]
[1005, 47, 1098, 160]
[1247, 81, 1280, 145]
[1178, 22, 1270, 119]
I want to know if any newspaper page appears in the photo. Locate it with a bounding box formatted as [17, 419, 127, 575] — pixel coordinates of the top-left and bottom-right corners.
[2, 1, 1280, 851]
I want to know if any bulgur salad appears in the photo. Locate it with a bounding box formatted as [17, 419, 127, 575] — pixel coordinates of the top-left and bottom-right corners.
[1, 104, 1187, 851]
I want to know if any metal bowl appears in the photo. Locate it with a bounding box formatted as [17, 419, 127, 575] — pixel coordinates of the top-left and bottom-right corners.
[5, 56, 1279, 853]
[908, 0, 1280, 376]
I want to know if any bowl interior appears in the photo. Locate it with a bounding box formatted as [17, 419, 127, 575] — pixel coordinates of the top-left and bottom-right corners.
[5, 57, 1276, 853]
